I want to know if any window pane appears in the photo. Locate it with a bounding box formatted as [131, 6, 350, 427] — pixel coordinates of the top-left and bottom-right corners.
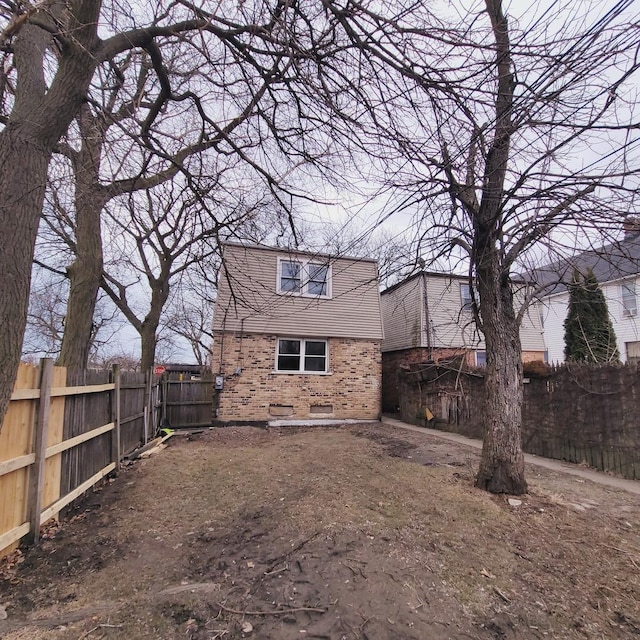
[282, 261, 301, 278]
[623, 282, 637, 316]
[304, 356, 326, 371]
[281, 261, 301, 292]
[278, 355, 300, 370]
[305, 341, 326, 356]
[461, 283, 472, 311]
[307, 265, 328, 295]
[278, 339, 300, 355]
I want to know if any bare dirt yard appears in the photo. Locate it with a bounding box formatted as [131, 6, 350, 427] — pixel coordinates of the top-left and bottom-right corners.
[1, 423, 639, 640]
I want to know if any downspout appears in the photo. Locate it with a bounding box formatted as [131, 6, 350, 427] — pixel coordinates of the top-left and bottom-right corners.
[422, 273, 433, 359]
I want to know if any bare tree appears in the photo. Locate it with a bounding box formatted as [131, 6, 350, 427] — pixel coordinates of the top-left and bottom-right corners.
[315, 0, 640, 493]
[97, 179, 268, 370]
[0, 0, 354, 426]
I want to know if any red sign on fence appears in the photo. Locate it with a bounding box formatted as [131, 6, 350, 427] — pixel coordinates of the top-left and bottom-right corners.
[153, 365, 166, 376]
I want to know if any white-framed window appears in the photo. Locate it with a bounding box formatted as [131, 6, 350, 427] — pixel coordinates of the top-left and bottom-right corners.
[276, 338, 328, 373]
[277, 258, 331, 298]
[622, 280, 637, 317]
[475, 350, 487, 367]
[280, 260, 302, 292]
[460, 283, 477, 312]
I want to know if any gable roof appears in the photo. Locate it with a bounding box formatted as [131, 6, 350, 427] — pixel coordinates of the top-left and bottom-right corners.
[528, 234, 640, 297]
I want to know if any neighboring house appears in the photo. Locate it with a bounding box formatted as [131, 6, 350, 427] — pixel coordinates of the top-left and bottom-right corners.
[380, 271, 546, 412]
[531, 225, 640, 364]
[211, 243, 384, 424]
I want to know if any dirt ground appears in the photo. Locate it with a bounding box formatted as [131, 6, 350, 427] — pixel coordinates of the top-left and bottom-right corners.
[1, 423, 639, 640]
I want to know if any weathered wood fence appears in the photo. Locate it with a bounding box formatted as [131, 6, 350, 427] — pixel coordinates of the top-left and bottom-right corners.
[0, 360, 160, 558]
[162, 372, 213, 429]
[398, 362, 640, 480]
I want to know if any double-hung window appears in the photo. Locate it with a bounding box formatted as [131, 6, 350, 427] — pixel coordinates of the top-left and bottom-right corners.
[460, 282, 477, 312]
[277, 338, 328, 373]
[622, 280, 637, 317]
[278, 258, 331, 297]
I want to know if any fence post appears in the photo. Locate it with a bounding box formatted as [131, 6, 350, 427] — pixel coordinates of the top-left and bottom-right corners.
[143, 369, 152, 445]
[110, 364, 121, 472]
[26, 358, 54, 545]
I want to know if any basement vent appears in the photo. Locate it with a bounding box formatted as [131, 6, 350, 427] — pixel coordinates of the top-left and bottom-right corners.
[310, 404, 333, 414]
[269, 404, 294, 417]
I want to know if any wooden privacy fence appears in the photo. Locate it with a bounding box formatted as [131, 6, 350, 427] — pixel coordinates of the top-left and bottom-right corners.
[162, 372, 213, 429]
[397, 362, 640, 480]
[0, 360, 160, 559]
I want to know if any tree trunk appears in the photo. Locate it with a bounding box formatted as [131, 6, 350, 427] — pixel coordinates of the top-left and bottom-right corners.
[0, 7, 101, 428]
[0, 127, 52, 428]
[474, 260, 527, 494]
[140, 278, 170, 371]
[57, 107, 106, 370]
[140, 320, 159, 372]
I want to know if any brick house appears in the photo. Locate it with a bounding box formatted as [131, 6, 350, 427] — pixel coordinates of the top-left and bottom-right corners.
[380, 271, 546, 412]
[211, 243, 384, 424]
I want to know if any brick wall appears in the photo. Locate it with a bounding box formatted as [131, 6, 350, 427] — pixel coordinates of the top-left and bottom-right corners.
[211, 333, 381, 422]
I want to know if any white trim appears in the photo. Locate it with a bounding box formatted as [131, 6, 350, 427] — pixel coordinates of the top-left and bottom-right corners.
[276, 337, 329, 373]
[272, 370, 333, 376]
[276, 256, 332, 299]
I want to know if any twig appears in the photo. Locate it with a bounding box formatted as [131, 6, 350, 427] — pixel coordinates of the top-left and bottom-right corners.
[78, 624, 123, 639]
[216, 602, 326, 616]
[264, 563, 288, 576]
[493, 586, 511, 604]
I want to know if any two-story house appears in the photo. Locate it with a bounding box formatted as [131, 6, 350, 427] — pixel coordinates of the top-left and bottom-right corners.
[211, 243, 384, 424]
[531, 225, 640, 363]
[380, 271, 546, 412]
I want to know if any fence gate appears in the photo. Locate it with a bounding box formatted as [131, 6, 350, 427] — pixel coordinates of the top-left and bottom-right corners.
[161, 372, 214, 429]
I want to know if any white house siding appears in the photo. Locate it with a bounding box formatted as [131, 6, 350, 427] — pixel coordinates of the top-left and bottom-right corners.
[380, 275, 423, 352]
[539, 276, 640, 363]
[213, 244, 384, 340]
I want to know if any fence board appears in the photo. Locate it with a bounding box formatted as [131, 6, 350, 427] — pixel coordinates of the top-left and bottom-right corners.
[120, 371, 147, 454]
[398, 362, 640, 481]
[42, 364, 66, 521]
[61, 369, 112, 500]
[0, 364, 39, 556]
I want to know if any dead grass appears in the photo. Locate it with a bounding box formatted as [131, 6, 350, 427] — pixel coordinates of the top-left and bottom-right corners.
[1, 424, 639, 639]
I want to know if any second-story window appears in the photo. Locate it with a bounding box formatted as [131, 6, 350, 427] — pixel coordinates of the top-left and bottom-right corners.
[280, 261, 302, 292]
[622, 280, 637, 317]
[307, 264, 328, 295]
[460, 282, 476, 312]
[278, 258, 331, 297]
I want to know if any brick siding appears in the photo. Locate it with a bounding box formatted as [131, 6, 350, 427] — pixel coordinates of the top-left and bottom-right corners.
[211, 333, 382, 422]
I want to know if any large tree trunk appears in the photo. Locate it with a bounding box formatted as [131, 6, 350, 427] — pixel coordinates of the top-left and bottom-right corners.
[0, 127, 52, 428]
[57, 107, 106, 370]
[140, 277, 171, 371]
[0, 8, 100, 428]
[474, 260, 527, 494]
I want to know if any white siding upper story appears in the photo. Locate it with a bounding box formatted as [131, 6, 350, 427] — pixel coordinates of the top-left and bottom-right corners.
[213, 243, 384, 340]
[537, 275, 640, 363]
[381, 272, 545, 354]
